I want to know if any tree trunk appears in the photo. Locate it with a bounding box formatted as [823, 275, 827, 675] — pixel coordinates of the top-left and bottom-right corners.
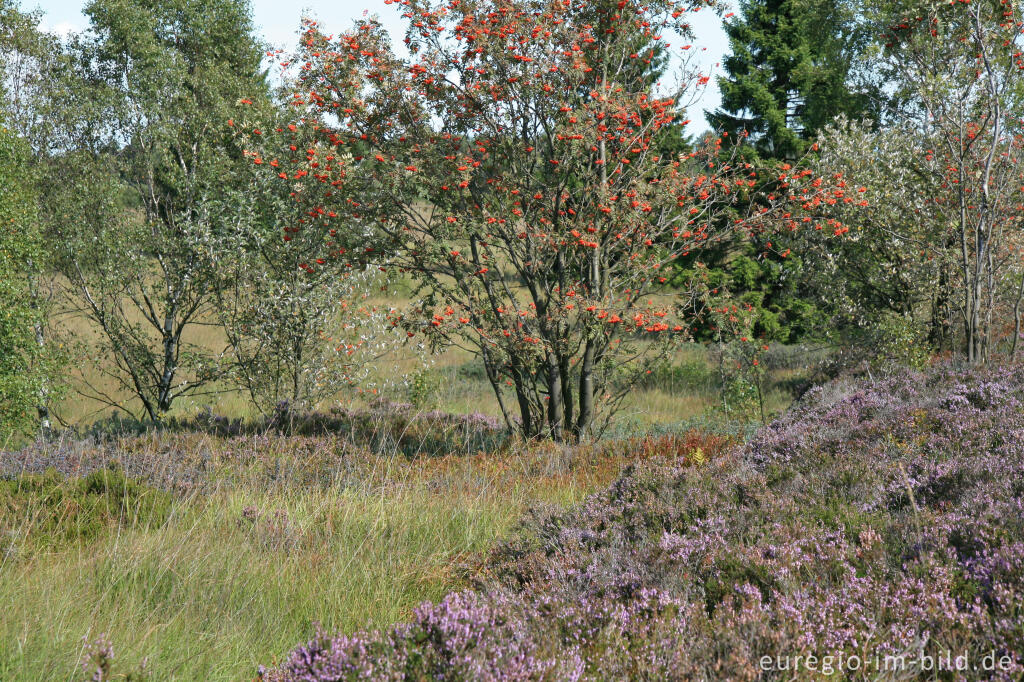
[481, 347, 515, 432]
[546, 352, 564, 442]
[27, 263, 51, 434]
[34, 321, 51, 434]
[157, 315, 177, 417]
[929, 255, 951, 352]
[1012, 273, 1024, 358]
[559, 355, 573, 437]
[575, 337, 597, 440]
[511, 366, 534, 438]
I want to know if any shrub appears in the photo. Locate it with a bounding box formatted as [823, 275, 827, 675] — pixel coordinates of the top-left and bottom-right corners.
[406, 368, 444, 409]
[869, 313, 932, 370]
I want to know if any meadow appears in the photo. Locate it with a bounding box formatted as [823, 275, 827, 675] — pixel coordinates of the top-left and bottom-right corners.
[6, 358, 1024, 680]
[1, 355, 751, 680]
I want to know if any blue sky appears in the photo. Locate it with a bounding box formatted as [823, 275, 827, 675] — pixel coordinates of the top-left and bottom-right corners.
[30, 0, 730, 132]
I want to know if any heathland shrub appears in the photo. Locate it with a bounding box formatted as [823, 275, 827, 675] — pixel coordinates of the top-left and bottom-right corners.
[259, 363, 1024, 680]
[405, 368, 445, 409]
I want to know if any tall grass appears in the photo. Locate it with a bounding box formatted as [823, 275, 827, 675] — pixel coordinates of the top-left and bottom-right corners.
[1, 485, 509, 680]
[0, 431, 668, 680]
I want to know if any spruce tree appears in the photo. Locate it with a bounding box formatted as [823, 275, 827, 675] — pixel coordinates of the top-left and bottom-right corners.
[682, 0, 879, 347]
[708, 0, 874, 159]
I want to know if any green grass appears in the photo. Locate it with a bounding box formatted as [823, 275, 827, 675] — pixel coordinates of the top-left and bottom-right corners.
[0, 440, 638, 681]
[1, 488, 503, 679]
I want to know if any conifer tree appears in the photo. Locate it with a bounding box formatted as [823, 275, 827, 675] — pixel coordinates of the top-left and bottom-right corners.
[708, 0, 874, 159]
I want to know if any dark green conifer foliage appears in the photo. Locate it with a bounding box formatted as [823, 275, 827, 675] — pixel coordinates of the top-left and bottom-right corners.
[708, 0, 875, 159]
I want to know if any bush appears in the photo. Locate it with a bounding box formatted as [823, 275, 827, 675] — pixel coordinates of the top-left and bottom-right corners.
[1, 403, 515, 500]
[869, 313, 932, 370]
[406, 368, 444, 408]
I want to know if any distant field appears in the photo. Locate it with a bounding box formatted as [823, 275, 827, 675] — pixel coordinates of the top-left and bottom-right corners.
[53, 294, 814, 431]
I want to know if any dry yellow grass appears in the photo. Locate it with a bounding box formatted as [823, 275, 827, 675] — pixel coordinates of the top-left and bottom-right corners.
[52, 276, 795, 429]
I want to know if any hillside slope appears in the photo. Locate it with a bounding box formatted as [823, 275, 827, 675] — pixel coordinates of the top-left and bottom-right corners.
[263, 364, 1024, 680]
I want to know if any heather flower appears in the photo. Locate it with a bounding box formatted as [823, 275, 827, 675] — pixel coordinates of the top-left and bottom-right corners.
[261, 363, 1024, 680]
[80, 634, 114, 682]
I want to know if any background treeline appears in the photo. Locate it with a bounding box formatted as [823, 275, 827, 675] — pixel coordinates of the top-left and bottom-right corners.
[1, 0, 1023, 442]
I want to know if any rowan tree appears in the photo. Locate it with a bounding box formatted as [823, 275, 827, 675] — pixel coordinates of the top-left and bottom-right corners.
[236, 0, 847, 441]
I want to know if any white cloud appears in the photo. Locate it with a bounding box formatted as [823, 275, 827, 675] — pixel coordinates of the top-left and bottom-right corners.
[39, 20, 81, 38]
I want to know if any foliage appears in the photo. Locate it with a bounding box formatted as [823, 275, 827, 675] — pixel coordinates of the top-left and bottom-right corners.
[0, 6, 69, 437]
[9, 0, 1024, 677]
[869, 311, 932, 370]
[796, 120, 949, 352]
[0, 124, 60, 441]
[693, 0, 878, 352]
[707, 295, 771, 422]
[406, 368, 444, 409]
[842, 0, 1024, 363]
[632, 353, 715, 393]
[0, 0, 66, 147]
